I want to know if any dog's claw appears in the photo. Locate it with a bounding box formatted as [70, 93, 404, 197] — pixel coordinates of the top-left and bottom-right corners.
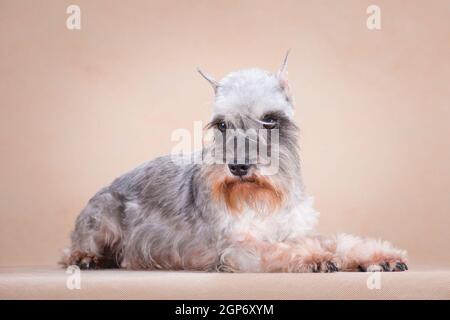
[79, 262, 89, 270]
[394, 262, 408, 271]
[78, 256, 98, 270]
[380, 262, 390, 272]
[325, 261, 338, 273]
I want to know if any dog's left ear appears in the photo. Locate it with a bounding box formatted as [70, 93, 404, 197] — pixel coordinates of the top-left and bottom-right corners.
[277, 50, 292, 102]
[197, 68, 220, 94]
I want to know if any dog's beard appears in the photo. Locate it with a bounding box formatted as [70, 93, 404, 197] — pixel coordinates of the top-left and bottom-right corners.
[211, 171, 284, 214]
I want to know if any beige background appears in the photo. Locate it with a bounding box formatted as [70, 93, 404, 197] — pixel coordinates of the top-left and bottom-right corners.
[0, 0, 449, 267]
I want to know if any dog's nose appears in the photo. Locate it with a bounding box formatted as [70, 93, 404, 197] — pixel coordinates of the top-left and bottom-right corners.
[228, 164, 250, 176]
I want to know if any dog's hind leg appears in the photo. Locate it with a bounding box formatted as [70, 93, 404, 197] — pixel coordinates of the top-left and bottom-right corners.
[61, 190, 124, 269]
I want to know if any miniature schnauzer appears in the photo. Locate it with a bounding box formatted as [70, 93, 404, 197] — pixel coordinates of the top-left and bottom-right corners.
[63, 52, 408, 272]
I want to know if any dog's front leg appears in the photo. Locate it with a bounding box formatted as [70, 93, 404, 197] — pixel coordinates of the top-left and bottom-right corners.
[321, 234, 408, 272]
[218, 236, 339, 273]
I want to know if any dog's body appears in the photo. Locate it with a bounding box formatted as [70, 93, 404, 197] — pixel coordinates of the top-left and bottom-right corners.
[63, 55, 407, 272]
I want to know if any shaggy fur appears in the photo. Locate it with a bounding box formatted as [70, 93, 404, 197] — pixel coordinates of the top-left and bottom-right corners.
[62, 53, 407, 272]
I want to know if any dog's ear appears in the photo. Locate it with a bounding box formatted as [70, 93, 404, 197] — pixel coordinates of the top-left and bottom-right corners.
[197, 68, 220, 93]
[277, 50, 292, 101]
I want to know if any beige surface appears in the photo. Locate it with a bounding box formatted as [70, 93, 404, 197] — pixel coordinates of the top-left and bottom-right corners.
[0, 0, 449, 270]
[0, 266, 449, 300]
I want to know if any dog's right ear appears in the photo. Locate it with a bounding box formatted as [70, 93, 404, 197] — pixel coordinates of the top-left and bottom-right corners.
[197, 68, 220, 93]
[276, 50, 292, 102]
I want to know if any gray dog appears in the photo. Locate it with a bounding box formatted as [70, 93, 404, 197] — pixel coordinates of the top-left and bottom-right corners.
[63, 53, 408, 272]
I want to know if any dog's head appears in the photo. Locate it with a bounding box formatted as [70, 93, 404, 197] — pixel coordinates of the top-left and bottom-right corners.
[200, 52, 301, 214]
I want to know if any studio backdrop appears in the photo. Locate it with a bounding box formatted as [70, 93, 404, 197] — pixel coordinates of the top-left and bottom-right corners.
[0, 0, 449, 268]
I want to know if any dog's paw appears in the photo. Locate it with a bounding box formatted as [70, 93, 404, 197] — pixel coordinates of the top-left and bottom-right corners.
[342, 238, 408, 272]
[291, 256, 340, 273]
[363, 260, 408, 272]
[62, 251, 101, 270]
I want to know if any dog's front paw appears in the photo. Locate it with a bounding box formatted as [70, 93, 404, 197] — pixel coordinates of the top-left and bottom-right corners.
[62, 251, 101, 270]
[357, 248, 408, 272]
[361, 245, 408, 272]
[363, 260, 408, 272]
[337, 236, 408, 272]
[290, 255, 340, 273]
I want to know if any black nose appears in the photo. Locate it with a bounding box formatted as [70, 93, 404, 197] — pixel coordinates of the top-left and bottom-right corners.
[228, 164, 250, 176]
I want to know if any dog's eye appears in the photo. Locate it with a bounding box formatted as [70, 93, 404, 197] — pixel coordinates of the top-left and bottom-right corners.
[262, 116, 278, 129]
[216, 121, 227, 132]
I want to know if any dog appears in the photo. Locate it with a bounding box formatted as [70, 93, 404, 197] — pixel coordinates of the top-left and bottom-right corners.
[62, 52, 408, 272]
